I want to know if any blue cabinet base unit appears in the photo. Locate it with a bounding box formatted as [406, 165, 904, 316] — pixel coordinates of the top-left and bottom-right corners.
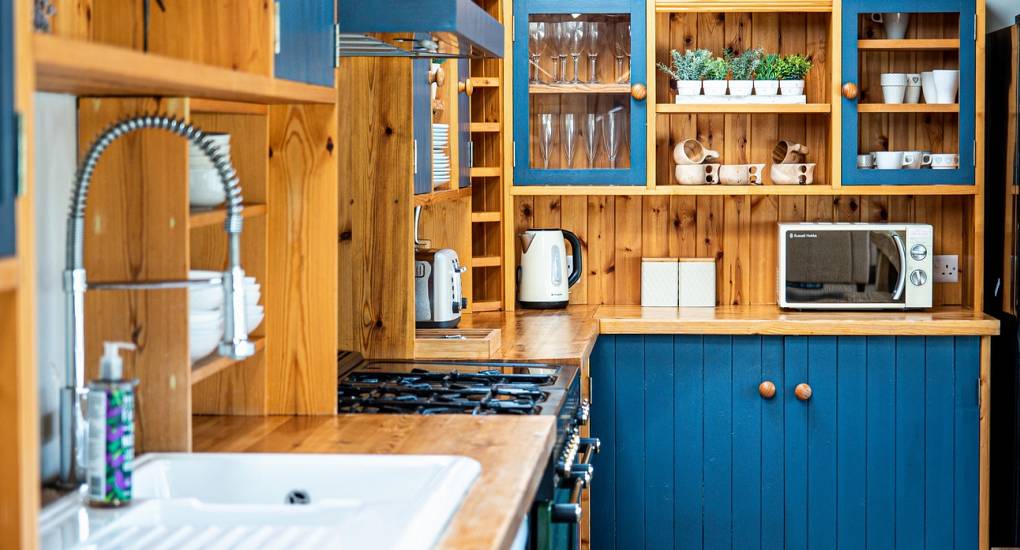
[0, 0, 14, 258]
[590, 334, 981, 550]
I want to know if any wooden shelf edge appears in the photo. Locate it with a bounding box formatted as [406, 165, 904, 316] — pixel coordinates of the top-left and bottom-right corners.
[657, 103, 831, 114]
[0, 257, 18, 293]
[470, 300, 503, 312]
[191, 336, 266, 386]
[189, 203, 268, 230]
[857, 103, 959, 113]
[472, 256, 502, 267]
[655, 0, 832, 12]
[529, 83, 631, 95]
[189, 98, 270, 115]
[473, 77, 501, 87]
[469, 122, 501, 133]
[471, 212, 502, 223]
[511, 184, 978, 196]
[413, 186, 472, 207]
[34, 34, 336, 104]
[470, 167, 502, 178]
[857, 38, 961, 51]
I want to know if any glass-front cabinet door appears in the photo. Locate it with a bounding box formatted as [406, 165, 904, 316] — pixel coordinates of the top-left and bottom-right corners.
[841, 0, 976, 185]
[513, 0, 647, 186]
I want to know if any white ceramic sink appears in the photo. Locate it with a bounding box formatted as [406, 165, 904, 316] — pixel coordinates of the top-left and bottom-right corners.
[40, 453, 481, 550]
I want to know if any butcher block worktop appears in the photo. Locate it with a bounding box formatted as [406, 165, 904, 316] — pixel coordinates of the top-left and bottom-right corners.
[192, 414, 556, 550]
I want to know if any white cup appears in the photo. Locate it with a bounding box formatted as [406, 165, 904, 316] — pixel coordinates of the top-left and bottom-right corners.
[871, 13, 911, 40]
[857, 154, 874, 169]
[931, 153, 959, 169]
[933, 69, 960, 104]
[880, 73, 908, 104]
[903, 151, 932, 169]
[904, 74, 921, 103]
[873, 151, 912, 170]
[920, 71, 937, 103]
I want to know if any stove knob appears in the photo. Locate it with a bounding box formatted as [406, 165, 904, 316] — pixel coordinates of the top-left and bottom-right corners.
[571, 463, 594, 486]
[551, 504, 582, 524]
[580, 437, 601, 454]
[576, 399, 591, 425]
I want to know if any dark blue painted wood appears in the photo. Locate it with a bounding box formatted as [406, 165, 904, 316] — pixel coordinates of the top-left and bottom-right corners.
[732, 336, 762, 550]
[0, 0, 15, 258]
[808, 337, 838, 549]
[457, 60, 471, 189]
[896, 336, 926, 549]
[703, 335, 733, 550]
[512, 0, 646, 186]
[644, 335, 674, 550]
[590, 336, 616, 550]
[784, 336, 808, 550]
[275, 0, 334, 87]
[614, 335, 644, 549]
[866, 336, 896, 550]
[841, 0, 976, 185]
[836, 337, 867, 550]
[674, 335, 704, 550]
[760, 336, 785, 550]
[926, 337, 957, 548]
[954, 337, 980, 550]
[413, 57, 433, 195]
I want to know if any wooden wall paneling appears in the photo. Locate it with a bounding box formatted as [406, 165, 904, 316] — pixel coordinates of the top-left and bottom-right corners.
[562, 196, 588, 305]
[669, 195, 698, 257]
[267, 102, 337, 413]
[749, 195, 778, 304]
[420, 196, 473, 311]
[614, 196, 642, 305]
[587, 196, 616, 305]
[805, 13, 830, 185]
[78, 97, 191, 452]
[750, 13, 780, 185]
[49, 0, 92, 39]
[148, 0, 272, 76]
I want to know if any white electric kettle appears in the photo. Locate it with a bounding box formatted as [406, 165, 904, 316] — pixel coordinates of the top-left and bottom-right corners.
[517, 228, 582, 308]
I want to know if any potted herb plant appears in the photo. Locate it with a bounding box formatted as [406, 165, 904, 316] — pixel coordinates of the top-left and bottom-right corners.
[701, 56, 729, 96]
[778, 54, 812, 96]
[725, 47, 761, 97]
[656, 48, 711, 97]
[754, 53, 782, 97]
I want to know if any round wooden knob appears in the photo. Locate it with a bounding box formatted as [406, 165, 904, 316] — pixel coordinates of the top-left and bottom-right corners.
[795, 383, 813, 401]
[758, 381, 777, 399]
[429, 66, 446, 87]
[631, 83, 647, 101]
[841, 82, 859, 100]
[458, 79, 474, 97]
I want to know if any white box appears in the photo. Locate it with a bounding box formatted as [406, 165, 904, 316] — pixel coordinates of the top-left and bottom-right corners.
[678, 258, 716, 307]
[641, 258, 680, 307]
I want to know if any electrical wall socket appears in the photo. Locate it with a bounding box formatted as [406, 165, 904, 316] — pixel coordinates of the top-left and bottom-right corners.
[933, 255, 959, 283]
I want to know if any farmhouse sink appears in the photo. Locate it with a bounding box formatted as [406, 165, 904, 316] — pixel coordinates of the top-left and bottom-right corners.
[39, 453, 482, 549]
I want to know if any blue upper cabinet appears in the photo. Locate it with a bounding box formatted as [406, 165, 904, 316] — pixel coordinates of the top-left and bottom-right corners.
[512, 0, 647, 186]
[0, 0, 15, 258]
[275, 0, 335, 87]
[841, 0, 976, 185]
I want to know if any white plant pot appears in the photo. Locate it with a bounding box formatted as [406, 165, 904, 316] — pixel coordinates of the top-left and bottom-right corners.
[675, 80, 702, 97]
[702, 80, 728, 96]
[754, 80, 779, 96]
[728, 80, 753, 97]
[779, 79, 805, 96]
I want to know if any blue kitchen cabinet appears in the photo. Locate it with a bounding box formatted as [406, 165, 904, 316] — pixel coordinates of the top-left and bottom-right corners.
[512, 0, 647, 186]
[841, 0, 976, 185]
[275, 0, 335, 87]
[590, 334, 981, 549]
[0, 0, 15, 258]
[413, 57, 433, 195]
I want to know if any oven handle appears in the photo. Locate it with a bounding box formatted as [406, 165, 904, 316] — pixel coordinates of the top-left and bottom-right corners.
[891, 233, 907, 301]
[552, 437, 600, 524]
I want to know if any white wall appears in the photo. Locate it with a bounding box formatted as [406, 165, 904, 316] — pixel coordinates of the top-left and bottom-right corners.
[34, 92, 76, 483]
[988, 0, 1017, 32]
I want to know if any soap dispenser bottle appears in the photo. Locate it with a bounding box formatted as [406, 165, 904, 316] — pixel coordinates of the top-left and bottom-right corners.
[86, 341, 138, 507]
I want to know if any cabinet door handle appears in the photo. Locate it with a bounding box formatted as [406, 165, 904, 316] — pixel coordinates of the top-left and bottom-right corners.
[631, 83, 647, 101]
[795, 383, 813, 401]
[458, 79, 474, 97]
[758, 381, 777, 399]
[841, 82, 859, 100]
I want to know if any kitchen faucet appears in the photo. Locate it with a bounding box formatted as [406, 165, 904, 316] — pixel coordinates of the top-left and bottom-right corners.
[58, 115, 255, 488]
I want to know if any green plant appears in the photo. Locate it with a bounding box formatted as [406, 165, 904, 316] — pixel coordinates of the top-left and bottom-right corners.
[755, 53, 782, 80]
[655, 48, 712, 81]
[778, 54, 813, 80]
[701, 57, 729, 80]
[725, 47, 762, 80]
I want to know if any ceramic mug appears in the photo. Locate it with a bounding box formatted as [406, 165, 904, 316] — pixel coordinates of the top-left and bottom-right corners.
[871, 12, 911, 40]
[873, 151, 913, 170]
[675, 163, 721, 185]
[770, 163, 816, 185]
[880, 73, 908, 104]
[904, 74, 922, 103]
[719, 164, 767, 186]
[673, 139, 720, 165]
[903, 150, 932, 169]
[772, 140, 809, 164]
[933, 69, 960, 104]
[857, 154, 874, 169]
[920, 71, 937, 103]
[931, 153, 960, 169]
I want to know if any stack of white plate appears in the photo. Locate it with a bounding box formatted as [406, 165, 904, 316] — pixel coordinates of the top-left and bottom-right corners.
[432, 124, 450, 187]
[188, 270, 264, 363]
[188, 133, 231, 208]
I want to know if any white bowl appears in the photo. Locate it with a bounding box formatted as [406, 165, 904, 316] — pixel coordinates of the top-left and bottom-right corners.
[245, 305, 265, 333]
[190, 308, 224, 326]
[189, 329, 221, 362]
[189, 285, 223, 311]
[189, 168, 227, 207]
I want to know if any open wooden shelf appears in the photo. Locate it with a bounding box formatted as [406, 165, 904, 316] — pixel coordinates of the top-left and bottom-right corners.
[0, 257, 18, 293]
[471, 167, 502, 177]
[473, 256, 502, 267]
[511, 184, 978, 196]
[470, 122, 501, 133]
[191, 336, 266, 386]
[857, 38, 961, 51]
[413, 186, 472, 207]
[473, 77, 501, 88]
[34, 34, 336, 104]
[655, 0, 832, 12]
[857, 103, 959, 113]
[529, 83, 631, 94]
[188, 203, 268, 230]
[657, 103, 831, 114]
[472, 212, 502, 223]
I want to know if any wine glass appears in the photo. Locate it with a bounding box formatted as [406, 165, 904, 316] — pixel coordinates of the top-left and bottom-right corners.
[568, 20, 585, 84]
[528, 22, 547, 84]
[601, 107, 624, 169]
[552, 22, 569, 84]
[562, 113, 579, 168]
[586, 22, 600, 84]
[613, 21, 631, 83]
[538, 113, 556, 169]
[582, 113, 601, 167]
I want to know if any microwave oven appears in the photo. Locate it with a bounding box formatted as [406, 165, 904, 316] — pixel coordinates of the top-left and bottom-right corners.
[778, 223, 934, 310]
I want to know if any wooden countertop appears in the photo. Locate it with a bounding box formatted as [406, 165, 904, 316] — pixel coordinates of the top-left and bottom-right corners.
[458, 305, 600, 365]
[595, 305, 1001, 336]
[192, 414, 556, 550]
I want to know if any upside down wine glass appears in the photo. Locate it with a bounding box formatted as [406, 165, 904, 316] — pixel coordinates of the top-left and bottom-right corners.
[582, 113, 601, 167]
[602, 107, 625, 169]
[539, 113, 556, 169]
[563, 113, 579, 168]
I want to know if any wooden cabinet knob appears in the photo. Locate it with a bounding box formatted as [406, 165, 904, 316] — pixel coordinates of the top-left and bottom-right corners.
[795, 383, 813, 401]
[429, 66, 446, 87]
[841, 82, 859, 100]
[758, 381, 777, 399]
[458, 79, 474, 97]
[631, 83, 647, 101]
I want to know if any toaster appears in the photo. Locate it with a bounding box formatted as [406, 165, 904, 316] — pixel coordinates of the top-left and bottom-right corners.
[415, 248, 468, 328]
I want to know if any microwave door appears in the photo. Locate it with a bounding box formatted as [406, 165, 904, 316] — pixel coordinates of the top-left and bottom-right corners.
[785, 230, 906, 305]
